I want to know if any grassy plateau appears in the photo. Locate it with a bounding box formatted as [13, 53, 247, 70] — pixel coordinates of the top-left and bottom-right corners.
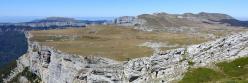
[30, 25, 209, 61]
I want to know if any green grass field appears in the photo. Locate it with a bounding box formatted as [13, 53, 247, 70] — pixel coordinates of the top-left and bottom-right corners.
[179, 68, 223, 83]
[179, 57, 248, 83]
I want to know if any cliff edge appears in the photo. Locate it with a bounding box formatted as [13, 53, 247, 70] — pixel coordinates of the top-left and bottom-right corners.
[4, 31, 248, 83]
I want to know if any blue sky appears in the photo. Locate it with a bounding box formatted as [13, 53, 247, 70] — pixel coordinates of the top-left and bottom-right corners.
[0, 0, 247, 19]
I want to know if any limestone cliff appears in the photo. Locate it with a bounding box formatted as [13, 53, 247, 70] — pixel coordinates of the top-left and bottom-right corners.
[4, 31, 248, 83]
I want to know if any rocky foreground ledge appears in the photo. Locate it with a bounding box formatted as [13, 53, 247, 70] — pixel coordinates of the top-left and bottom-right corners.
[4, 31, 248, 83]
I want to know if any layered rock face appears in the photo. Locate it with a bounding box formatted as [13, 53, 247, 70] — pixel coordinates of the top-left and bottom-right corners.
[114, 16, 136, 24]
[114, 16, 145, 28]
[5, 31, 248, 83]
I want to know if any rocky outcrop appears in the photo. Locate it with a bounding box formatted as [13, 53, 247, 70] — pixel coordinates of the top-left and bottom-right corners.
[114, 16, 146, 30]
[5, 41, 122, 83]
[4, 31, 248, 83]
[114, 16, 136, 25]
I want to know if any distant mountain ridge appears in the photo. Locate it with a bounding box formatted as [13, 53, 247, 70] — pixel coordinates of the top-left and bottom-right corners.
[0, 16, 44, 23]
[115, 12, 248, 31]
[0, 17, 113, 32]
[31, 17, 77, 22]
[0, 16, 115, 23]
[182, 12, 234, 21]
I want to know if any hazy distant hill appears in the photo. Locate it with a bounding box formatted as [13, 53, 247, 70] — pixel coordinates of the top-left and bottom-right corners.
[0, 16, 44, 23]
[115, 12, 248, 32]
[0, 16, 115, 23]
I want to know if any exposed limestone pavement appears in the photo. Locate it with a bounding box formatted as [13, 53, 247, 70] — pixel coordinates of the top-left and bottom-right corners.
[4, 31, 248, 83]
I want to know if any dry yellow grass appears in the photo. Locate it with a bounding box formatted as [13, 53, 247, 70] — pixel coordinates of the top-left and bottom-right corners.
[31, 25, 234, 61]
